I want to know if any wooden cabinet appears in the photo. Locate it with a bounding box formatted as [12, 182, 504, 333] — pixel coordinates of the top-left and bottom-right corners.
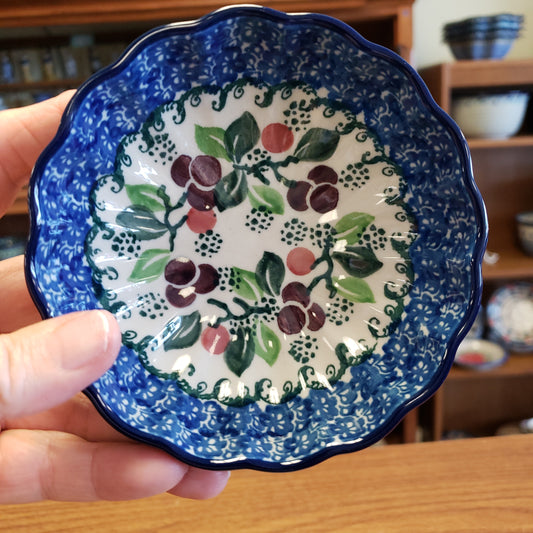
[420, 60, 533, 440]
[0, 0, 414, 224]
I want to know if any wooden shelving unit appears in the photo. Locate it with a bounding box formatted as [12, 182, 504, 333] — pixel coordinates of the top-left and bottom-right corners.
[420, 60, 533, 440]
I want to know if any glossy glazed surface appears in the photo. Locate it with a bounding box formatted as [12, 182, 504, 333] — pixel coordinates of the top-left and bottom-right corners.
[26, 6, 486, 470]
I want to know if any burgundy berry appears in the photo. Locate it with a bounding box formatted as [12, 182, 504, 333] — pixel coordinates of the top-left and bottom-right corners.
[287, 181, 312, 211]
[277, 305, 306, 335]
[307, 303, 326, 331]
[281, 281, 310, 307]
[187, 183, 216, 211]
[171, 155, 192, 187]
[190, 155, 222, 187]
[309, 184, 339, 213]
[166, 285, 196, 308]
[194, 264, 220, 294]
[308, 165, 338, 185]
[164, 258, 196, 286]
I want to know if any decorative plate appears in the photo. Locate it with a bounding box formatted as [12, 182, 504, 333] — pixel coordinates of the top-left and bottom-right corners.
[26, 6, 487, 471]
[487, 283, 533, 352]
[454, 338, 508, 371]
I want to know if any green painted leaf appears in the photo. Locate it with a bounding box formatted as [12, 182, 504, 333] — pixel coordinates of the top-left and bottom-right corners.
[128, 248, 170, 283]
[214, 170, 249, 211]
[255, 251, 285, 296]
[224, 111, 260, 163]
[116, 205, 167, 240]
[254, 322, 281, 367]
[334, 212, 375, 245]
[333, 276, 375, 303]
[293, 128, 340, 161]
[248, 185, 284, 215]
[125, 184, 166, 212]
[230, 267, 263, 301]
[224, 326, 255, 377]
[195, 125, 231, 161]
[332, 246, 383, 278]
[163, 311, 202, 351]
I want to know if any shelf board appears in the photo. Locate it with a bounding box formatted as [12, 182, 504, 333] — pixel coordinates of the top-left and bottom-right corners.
[449, 353, 533, 380]
[0, 80, 83, 93]
[483, 245, 533, 281]
[0, 0, 405, 28]
[467, 135, 533, 150]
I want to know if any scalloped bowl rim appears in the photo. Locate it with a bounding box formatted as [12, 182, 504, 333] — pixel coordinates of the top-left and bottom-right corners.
[25, 5, 487, 471]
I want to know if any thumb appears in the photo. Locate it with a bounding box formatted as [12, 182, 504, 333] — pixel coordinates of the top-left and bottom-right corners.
[0, 310, 121, 422]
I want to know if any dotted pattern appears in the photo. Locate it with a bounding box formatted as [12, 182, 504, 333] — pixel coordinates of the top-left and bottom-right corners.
[194, 230, 223, 257]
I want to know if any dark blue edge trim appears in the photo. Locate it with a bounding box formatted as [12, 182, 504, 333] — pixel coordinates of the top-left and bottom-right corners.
[24, 4, 488, 472]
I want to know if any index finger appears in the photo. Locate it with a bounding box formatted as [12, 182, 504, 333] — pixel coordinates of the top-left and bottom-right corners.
[0, 90, 74, 217]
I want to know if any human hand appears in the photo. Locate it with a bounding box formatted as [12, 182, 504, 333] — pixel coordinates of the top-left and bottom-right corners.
[0, 93, 230, 504]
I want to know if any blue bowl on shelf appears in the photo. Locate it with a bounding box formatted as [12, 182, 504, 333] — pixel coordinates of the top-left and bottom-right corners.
[443, 13, 523, 60]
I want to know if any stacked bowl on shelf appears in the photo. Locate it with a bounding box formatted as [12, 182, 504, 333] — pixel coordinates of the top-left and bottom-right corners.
[443, 13, 523, 60]
[445, 14, 529, 140]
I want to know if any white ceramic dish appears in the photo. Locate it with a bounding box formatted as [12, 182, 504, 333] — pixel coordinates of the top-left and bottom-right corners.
[454, 338, 508, 371]
[451, 92, 529, 139]
[487, 283, 533, 353]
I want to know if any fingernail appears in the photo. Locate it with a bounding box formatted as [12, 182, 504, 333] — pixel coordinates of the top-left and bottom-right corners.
[60, 310, 120, 370]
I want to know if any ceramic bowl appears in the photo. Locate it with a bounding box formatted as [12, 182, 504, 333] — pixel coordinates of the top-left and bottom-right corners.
[443, 14, 523, 60]
[454, 338, 508, 371]
[451, 92, 529, 139]
[487, 283, 533, 353]
[25, 6, 487, 471]
[447, 36, 519, 61]
[516, 211, 533, 256]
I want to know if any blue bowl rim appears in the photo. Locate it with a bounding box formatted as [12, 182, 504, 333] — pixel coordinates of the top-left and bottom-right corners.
[25, 4, 488, 471]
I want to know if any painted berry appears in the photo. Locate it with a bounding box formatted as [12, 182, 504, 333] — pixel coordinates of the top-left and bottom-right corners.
[164, 258, 219, 308]
[201, 325, 231, 354]
[171, 154, 222, 211]
[287, 247, 315, 275]
[261, 123, 294, 153]
[286, 165, 339, 214]
[187, 207, 217, 233]
[277, 281, 326, 334]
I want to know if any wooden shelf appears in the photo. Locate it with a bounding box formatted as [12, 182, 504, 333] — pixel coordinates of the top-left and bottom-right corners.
[450, 353, 533, 380]
[483, 245, 533, 281]
[420, 59, 533, 111]
[468, 135, 533, 150]
[0, 80, 83, 92]
[0, 0, 412, 28]
[420, 60, 533, 441]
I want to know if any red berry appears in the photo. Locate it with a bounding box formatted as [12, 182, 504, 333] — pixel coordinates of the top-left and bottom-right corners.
[186, 208, 217, 233]
[261, 123, 294, 153]
[201, 325, 231, 354]
[287, 247, 315, 275]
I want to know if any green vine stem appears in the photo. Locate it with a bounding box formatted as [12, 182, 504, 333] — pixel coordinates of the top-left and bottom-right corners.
[207, 296, 273, 327]
[159, 186, 188, 251]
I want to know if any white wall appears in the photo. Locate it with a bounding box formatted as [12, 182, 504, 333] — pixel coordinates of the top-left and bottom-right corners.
[413, 0, 533, 68]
